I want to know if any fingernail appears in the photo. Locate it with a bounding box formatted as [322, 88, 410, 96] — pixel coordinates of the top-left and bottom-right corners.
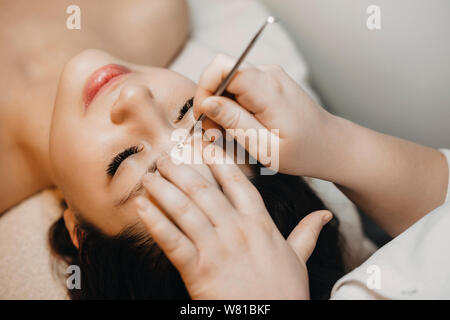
[202, 98, 220, 117]
[322, 211, 333, 225]
[137, 144, 145, 152]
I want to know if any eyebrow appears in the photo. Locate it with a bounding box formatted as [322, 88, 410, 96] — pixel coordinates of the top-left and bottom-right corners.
[113, 161, 157, 208]
[114, 180, 144, 208]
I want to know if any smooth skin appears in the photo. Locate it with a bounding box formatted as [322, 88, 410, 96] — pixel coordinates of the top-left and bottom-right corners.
[1, 2, 340, 300]
[0, 0, 189, 214]
[135, 53, 448, 299]
[47, 47, 333, 300]
[194, 54, 449, 237]
[136, 145, 332, 300]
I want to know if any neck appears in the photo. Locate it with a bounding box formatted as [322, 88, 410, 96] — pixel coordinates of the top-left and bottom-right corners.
[12, 80, 56, 187]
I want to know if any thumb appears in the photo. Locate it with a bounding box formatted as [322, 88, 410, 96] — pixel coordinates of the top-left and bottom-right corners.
[198, 96, 265, 132]
[199, 96, 278, 165]
[287, 210, 333, 263]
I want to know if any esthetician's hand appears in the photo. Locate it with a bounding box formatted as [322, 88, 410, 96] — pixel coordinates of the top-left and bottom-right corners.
[194, 54, 335, 177]
[134, 145, 332, 299]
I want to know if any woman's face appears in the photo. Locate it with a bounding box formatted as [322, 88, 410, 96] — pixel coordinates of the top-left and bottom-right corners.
[50, 49, 226, 235]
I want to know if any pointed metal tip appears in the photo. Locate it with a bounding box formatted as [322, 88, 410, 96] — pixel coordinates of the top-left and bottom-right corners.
[267, 16, 278, 24]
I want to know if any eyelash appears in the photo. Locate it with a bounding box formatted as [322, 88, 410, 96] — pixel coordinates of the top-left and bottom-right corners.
[106, 145, 141, 177]
[176, 97, 194, 122]
[107, 98, 194, 177]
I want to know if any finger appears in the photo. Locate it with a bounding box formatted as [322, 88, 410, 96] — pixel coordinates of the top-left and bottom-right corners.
[194, 54, 265, 118]
[156, 154, 237, 225]
[135, 196, 197, 270]
[203, 144, 265, 215]
[198, 95, 266, 131]
[142, 172, 217, 245]
[287, 210, 333, 262]
[199, 96, 279, 166]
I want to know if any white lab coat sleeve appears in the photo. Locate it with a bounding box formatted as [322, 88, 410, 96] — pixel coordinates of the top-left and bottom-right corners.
[441, 148, 450, 203]
[330, 148, 450, 299]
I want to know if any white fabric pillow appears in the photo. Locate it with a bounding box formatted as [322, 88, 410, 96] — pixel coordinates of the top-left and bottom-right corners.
[0, 189, 68, 299]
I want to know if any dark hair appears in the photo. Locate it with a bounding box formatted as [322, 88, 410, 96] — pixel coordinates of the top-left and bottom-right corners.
[49, 171, 346, 300]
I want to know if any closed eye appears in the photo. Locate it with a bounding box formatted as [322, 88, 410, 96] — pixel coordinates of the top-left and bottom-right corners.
[175, 97, 194, 123]
[106, 145, 142, 177]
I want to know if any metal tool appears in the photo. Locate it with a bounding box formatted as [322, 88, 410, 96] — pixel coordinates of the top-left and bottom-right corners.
[177, 16, 277, 149]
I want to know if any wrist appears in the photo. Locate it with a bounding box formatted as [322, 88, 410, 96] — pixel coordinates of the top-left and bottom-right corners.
[301, 113, 359, 183]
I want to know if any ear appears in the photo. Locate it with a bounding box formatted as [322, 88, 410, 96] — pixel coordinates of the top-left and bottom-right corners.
[63, 208, 79, 249]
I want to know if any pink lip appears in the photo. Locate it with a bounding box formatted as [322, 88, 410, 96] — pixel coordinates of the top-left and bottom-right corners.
[83, 64, 131, 109]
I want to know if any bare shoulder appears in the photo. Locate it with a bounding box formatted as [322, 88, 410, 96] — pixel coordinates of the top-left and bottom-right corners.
[0, 132, 47, 214]
[0, 0, 190, 68]
[0, 0, 190, 213]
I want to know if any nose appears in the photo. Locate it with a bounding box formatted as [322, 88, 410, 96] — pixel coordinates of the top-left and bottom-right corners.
[110, 84, 179, 153]
[110, 84, 155, 124]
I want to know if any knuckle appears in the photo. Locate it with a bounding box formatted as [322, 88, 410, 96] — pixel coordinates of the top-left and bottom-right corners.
[255, 66, 285, 97]
[196, 249, 219, 276]
[214, 53, 233, 66]
[215, 53, 226, 62]
[164, 233, 185, 253]
[229, 172, 247, 185]
[172, 200, 193, 217]
[255, 215, 274, 234]
[230, 222, 250, 252]
[270, 76, 284, 96]
[264, 64, 285, 76]
[308, 227, 320, 242]
[222, 108, 242, 128]
[185, 180, 211, 198]
[196, 260, 213, 278]
[271, 64, 285, 74]
[258, 63, 283, 74]
[151, 219, 167, 235]
[244, 66, 263, 78]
